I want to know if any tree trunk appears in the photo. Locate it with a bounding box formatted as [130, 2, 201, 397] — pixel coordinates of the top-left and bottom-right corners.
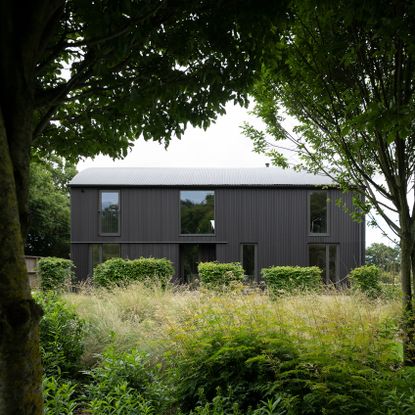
[400, 233, 415, 365]
[0, 110, 43, 414]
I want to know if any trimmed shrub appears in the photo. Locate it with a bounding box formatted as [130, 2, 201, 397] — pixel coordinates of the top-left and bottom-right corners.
[93, 257, 174, 288]
[349, 265, 382, 298]
[261, 266, 322, 295]
[34, 292, 86, 378]
[38, 257, 74, 291]
[198, 262, 245, 289]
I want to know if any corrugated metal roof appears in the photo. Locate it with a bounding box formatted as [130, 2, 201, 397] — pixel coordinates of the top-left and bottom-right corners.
[69, 167, 334, 187]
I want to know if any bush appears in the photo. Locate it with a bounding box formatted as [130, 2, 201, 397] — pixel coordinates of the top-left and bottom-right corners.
[34, 292, 86, 378]
[349, 265, 382, 298]
[198, 262, 245, 289]
[93, 257, 174, 288]
[83, 348, 166, 414]
[38, 257, 74, 291]
[43, 376, 79, 415]
[169, 324, 298, 412]
[261, 266, 322, 295]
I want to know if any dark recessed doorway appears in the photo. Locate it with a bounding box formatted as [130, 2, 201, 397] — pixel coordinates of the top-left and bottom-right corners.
[179, 244, 216, 283]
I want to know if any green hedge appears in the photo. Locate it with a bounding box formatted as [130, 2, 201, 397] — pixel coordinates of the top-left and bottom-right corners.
[38, 257, 74, 291]
[93, 257, 174, 288]
[198, 262, 245, 289]
[349, 265, 382, 298]
[261, 266, 322, 295]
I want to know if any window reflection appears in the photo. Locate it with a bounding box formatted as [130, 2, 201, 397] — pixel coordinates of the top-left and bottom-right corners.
[180, 190, 215, 234]
[309, 191, 328, 234]
[90, 243, 120, 272]
[100, 191, 120, 234]
[309, 244, 338, 284]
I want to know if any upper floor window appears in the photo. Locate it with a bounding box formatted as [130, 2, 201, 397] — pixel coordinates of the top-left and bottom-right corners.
[180, 190, 215, 234]
[309, 191, 329, 235]
[100, 190, 120, 235]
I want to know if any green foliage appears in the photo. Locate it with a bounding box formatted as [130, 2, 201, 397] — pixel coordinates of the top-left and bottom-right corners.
[57, 286, 412, 414]
[93, 257, 174, 288]
[375, 368, 415, 415]
[181, 192, 215, 234]
[168, 322, 389, 414]
[34, 292, 85, 378]
[198, 262, 245, 289]
[366, 243, 400, 274]
[169, 326, 298, 412]
[188, 392, 294, 415]
[32, 1, 285, 161]
[86, 382, 155, 415]
[243, 0, 415, 345]
[43, 376, 78, 415]
[83, 349, 166, 414]
[38, 257, 75, 292]
[261, 266, 322, 295]
[349, 265, 382, 298]
[25, 157, 76, 257]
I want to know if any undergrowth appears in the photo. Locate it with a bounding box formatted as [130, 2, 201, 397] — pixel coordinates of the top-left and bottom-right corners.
[43, 284, 406, 414]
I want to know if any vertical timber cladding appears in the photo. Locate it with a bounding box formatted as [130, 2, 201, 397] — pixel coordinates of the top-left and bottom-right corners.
[215, 187, 363, 280]
[70, 184, 364, 282]
[71, 244, 89, 281]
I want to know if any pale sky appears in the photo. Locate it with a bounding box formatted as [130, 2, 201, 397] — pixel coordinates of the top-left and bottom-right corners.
[77, 102, 392, 247]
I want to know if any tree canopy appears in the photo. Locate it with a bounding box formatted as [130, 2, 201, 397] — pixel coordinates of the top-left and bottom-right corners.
[25, 156, 76, 258]
[243, 0, 415, 362]
[366, 242, 400, 274]
[0, 1, 287, 413]
[29, 0, 286, 160]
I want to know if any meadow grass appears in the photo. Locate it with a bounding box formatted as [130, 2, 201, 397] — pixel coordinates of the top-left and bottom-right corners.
[63, 284, 402, 367]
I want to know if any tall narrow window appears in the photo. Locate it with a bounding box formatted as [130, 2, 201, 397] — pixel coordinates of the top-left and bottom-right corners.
[309, 244, 338, 284]
[100, 191, 120, 235]
[241, 244, 257, 281]
[91, 244, 101, 271]
[180, 190, 215, 234]
[90, 243, 120, 273]
[309, 191, 329, 235]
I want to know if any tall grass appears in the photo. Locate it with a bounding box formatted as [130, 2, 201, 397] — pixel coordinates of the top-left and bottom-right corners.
[63, 284, 402, 367]
[55, 285, 412, 414]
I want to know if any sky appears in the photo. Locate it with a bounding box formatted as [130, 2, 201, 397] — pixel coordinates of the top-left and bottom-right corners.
[77, 102, 392, 247]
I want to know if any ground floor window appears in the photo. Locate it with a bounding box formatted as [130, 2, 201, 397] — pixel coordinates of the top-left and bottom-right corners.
[90, 243, 120, 273]
[309, 244, 338, 284]
[179, 243, 216, 283]
[241, 243, 257, 282]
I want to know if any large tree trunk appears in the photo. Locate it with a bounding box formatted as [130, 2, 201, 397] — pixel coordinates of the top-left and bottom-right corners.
[400, 233, 415, 365]
[0, 110, 43, 413]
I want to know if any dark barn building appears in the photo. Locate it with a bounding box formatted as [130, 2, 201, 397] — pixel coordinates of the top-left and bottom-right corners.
[69, 167, 365, 283]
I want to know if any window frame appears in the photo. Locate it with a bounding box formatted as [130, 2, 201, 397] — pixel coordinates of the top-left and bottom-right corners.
[308, 243, 339, 284]
[240, 243, 258, 282]
[179, 189, 216, 236]
[99, 189, 121, 236]
[308, 190, 330, 236]
[89, 243, 121, 275]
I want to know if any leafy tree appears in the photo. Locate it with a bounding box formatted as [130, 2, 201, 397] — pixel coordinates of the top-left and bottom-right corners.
[25, 157, 76, 258]
[0, 1, 286, 412]
[366, 243, 400, 274]
[243, 0, 415, 362]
